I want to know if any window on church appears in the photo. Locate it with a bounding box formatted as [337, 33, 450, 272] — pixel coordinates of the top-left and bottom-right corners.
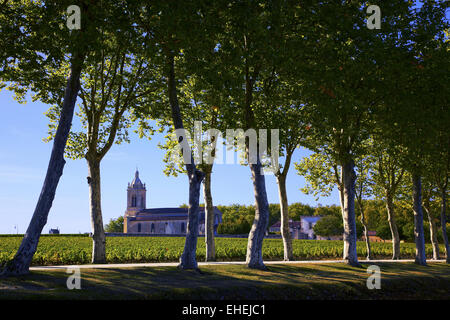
[132, 196, 137, 207]
[137, 223, 141, 233]
[181, 222, 185, 233]
[141, 196, 144, 207]
[151, 223, 155, 233]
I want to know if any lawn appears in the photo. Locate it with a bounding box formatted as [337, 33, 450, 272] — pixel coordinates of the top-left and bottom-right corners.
[1, 262, 449, 300]
[0, 235, 437, 266]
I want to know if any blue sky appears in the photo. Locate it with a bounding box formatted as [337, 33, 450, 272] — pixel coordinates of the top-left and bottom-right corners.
[0, 89, 340, 234]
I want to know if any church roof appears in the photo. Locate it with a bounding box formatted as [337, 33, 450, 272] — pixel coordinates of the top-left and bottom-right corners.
[128, 207, 223, 223]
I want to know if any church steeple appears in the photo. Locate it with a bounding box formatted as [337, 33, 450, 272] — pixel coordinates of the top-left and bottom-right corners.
[126, 169, 147, 211]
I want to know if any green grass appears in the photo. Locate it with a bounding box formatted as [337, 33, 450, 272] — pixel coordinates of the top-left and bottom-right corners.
[1, 262, 449, 299]
[0, 235, 437, 266]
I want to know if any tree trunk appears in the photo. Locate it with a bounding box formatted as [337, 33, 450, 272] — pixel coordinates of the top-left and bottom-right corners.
[334, 167, 346, 258]
[358, 200, 371, 260]
[341, 159, 361, 267]
[166, 54, 204, 270]
[246, 159, 270, 270]
[242, 53, 268, 270]
[386, 195, 401, 260]
[277, 174, 293, 261]
[424, 205, 440, 260]
[412, 174, 427, 266]
[440, 188, 450, 263]
[203, 170, 216, 261]
[87, 158, 106, 264]
[179, 170, 203, 269]
[1, 54, 85, 276]
[337, 183, 348, 259]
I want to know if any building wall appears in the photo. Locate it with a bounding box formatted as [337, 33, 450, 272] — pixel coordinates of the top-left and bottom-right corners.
[300, 217, 321, 239]
[127, 220, 205, 235]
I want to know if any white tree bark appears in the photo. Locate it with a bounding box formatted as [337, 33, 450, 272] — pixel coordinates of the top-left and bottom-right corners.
[412, 174, 427, 266]
[341, 159, 360, 267]
[246, 159, 270, 270]
[166, 54, 204, 270]
[357, 200, 372, 260]
[424, 204, 440, 260]
[386, 195, 401, 260]
[179, 170, 203, 269]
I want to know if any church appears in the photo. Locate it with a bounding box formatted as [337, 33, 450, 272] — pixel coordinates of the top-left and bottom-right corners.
[123, 170, 223, 235]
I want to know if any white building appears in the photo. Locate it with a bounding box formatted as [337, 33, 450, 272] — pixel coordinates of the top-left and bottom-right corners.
[299, 216, 322, 240]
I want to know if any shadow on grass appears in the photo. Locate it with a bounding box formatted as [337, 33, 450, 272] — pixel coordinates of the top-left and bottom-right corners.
[1, 262, 449, 300]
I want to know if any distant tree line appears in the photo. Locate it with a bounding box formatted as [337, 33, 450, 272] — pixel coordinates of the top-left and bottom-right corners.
[217, 200, 450, 242]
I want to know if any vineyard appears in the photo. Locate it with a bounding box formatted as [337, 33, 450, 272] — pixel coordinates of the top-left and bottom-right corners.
[0, 235, 437, 266]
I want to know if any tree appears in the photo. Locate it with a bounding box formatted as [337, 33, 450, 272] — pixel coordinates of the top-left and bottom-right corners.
[105, 216, 124, 233]
[242, 2, 311, 262]
[296, 150, 350, 254]
[314, 215, 363, 239]
[422, 178, 440, 260]
[45, 33, 155, 263]
[0, 0, 105, 276]
[130, 0, 222, 269]
[295, 0, 419, 267]
[313, 216, 343, 238]
[354, 155, 373, 260]
[195, 0, 298, 269]
[374, 1, 449, 265]
[263, 82, 308, 260]
[422, 27, 450, 263]
[295, 152, 341, 205]
[369, 140, 406, 259]
[158, 76, 224, 261]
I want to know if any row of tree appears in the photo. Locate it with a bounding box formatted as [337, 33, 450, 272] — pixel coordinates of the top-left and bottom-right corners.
[0, 1, 448, 276]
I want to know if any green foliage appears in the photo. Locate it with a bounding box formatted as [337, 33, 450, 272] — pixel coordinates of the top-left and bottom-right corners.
[375, 223, 393, 241]
[313, 216, 343, 237]
[105, 216, 124, 233]
[43, 34, 157, 161]
[216, 204, 255, 235]
[313, 205, 341, 218]
[313, 215, 363, 239]
[295, 152, 337, 200]
[216, 202, 317, 234]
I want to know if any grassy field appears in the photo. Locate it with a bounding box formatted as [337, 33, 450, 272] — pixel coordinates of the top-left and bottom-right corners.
[1, 262, 449, 300]
[0, 235, 438, 266]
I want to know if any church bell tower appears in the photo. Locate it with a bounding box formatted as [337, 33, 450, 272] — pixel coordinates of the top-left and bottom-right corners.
[124, 170, 147, 232]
